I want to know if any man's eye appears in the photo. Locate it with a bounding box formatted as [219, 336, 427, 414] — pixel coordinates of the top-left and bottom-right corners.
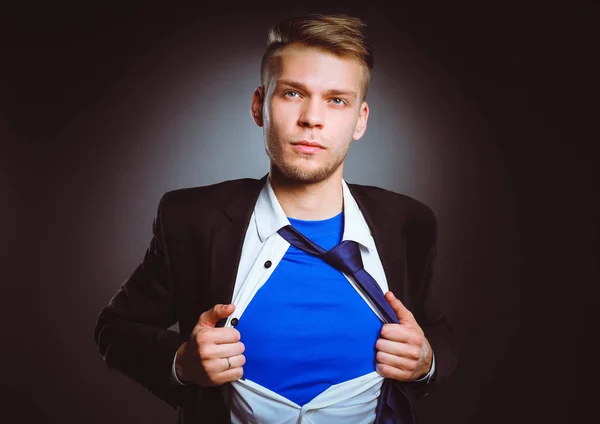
[284, 91, 300, 98]
[331, 98, 345, 105]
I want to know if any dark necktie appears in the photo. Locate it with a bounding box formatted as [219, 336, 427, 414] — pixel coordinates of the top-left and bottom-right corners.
[277, 224, 417, 424]
[277, 225, 399, 324]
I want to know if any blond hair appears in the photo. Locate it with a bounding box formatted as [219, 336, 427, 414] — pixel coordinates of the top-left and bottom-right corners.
[260, 14, 374, 101]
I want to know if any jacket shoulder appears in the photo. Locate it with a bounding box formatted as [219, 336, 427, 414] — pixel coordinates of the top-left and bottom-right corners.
[159, 177, 262, 210]
[347, 182, 436, 224]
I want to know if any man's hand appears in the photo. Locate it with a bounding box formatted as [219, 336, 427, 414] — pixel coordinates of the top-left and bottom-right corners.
[175, 304, 245, 387]
[375, 292, 433, 381]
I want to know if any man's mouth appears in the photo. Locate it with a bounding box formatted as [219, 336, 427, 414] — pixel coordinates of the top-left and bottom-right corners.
[291, 140, 325, 150]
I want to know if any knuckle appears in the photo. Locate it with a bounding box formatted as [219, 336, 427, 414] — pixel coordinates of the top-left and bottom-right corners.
[377, 364, 390, 378]
[205, 366, 218, 381]
[411, 347, 422, 360]
[196, 329, 211, 344]
[414, 334, 424, 346]
[198, 345, 213, 360]
[235, 367, 244, 379]
[380, 325, 391, 339]
[201, 364, 212, 375]
[239, 355, 246, 366]
[238, 342, 245, 354]
[203, 358, 217, 372]
[375, 351, 386, 362]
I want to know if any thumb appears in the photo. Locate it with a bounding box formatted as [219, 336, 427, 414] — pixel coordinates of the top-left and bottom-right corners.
[196, 303, 235, 329]
[385, 291, 414, 323]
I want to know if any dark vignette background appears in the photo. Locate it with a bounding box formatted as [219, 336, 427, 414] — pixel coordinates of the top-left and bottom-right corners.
[1, 1, 597, 423]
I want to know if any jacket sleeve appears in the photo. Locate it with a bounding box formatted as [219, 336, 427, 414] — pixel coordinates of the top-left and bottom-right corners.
[93, 193, 198, 410]
[406, 205, 458, 398]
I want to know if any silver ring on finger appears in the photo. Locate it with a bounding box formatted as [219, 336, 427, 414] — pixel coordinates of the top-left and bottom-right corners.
[226, 357, 232, 370]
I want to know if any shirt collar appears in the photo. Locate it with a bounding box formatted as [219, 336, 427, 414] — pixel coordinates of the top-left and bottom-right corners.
[254, 175, 376, 251]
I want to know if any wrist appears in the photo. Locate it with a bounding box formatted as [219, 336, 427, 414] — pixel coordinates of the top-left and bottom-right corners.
[415, 338, 433, 379]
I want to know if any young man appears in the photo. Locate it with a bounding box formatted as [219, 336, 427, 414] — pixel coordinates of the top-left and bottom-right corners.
[94, 14, 456, 423]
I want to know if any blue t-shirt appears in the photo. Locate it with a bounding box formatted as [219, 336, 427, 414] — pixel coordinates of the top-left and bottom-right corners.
[236, 212, 383, 406]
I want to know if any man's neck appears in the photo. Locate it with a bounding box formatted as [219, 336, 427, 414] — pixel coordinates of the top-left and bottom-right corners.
[269, 169, 344, 221]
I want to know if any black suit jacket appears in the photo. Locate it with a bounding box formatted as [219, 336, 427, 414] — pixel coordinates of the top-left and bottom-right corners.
[94, 175, 457, 423]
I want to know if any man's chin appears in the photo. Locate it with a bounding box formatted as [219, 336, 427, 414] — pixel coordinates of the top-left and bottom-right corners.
[272, 163, 333, 185]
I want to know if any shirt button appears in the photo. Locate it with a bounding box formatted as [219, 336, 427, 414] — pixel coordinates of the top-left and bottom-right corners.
[231, 318, 239, 326]
[264, 260, 272, 268]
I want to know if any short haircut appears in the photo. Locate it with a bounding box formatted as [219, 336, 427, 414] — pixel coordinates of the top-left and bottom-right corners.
[260, 13, 374, 101]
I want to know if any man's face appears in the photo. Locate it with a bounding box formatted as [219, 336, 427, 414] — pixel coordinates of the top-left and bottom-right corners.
[252, 44, 369, 184]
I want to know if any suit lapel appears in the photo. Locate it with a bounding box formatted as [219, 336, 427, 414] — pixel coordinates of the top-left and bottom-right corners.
[208, 175, 267, 307]
[348, 184, 407, 305]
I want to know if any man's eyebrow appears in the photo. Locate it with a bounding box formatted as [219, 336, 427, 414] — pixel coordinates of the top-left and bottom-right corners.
[277, 79, 358, 99]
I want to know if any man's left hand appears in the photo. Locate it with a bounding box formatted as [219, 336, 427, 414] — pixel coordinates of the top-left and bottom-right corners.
[375, 291, 433, 381]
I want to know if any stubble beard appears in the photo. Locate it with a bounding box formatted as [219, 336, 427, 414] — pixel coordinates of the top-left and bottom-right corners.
[265, 136, 350, 185]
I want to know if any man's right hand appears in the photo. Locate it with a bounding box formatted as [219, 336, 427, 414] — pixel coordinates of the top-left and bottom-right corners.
[175, 304, 245, 387]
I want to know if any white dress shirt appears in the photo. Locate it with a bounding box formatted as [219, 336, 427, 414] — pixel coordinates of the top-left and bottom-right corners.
[172, 176, 435, 423]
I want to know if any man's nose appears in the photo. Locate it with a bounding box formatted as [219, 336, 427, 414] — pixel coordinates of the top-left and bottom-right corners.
[298, 99, 325, 129]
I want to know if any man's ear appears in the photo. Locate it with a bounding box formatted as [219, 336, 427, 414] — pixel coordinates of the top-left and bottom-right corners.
[353, 101, 369, 140]
[251, 86, 264, 127]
